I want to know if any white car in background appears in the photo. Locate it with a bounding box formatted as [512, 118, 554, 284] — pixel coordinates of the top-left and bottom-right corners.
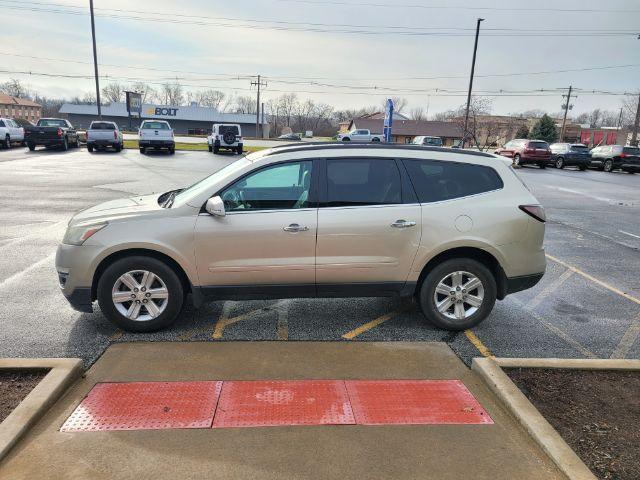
[0, 117, 25, 149]
[86, 121, 123, 152]
[337, 129, 384, 142]
[139, 120, 175, 155]
[207, 124, 243, 154]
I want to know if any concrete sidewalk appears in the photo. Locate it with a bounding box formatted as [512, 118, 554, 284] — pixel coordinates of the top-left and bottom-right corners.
[0, 342, 563, 479]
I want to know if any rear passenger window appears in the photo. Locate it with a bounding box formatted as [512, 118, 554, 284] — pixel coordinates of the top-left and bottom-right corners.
[402, 159, 503, 203]
[326, 159, 401, 207]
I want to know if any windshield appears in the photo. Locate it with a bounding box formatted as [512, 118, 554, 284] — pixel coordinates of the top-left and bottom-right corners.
[37, 119, 66, 127]
[622, 147, 639, 154]
[141, 121, 170, 130]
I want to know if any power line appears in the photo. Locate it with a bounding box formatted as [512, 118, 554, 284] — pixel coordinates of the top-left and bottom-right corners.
[1, 69, 635, 98]
[2, 51, 639, 87]
[0, 1, 638, 37]
[275, 0, 640, 13]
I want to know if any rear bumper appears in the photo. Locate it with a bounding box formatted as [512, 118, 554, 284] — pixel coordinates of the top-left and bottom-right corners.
[140, 140, 175, 148]
[88, 140, 121, 147]
[505, 272, 544, 295]
[521, 155, 550, 164]
[621, 163, 640, 172]
[27, 137, 64, 146]
[214, 140, 240, 149]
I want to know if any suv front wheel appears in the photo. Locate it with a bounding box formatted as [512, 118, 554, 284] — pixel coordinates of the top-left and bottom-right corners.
[97, 256, 184, 332]
[418, 258, 497, 330]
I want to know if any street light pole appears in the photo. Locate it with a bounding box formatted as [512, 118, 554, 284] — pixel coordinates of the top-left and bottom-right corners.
[463, 17, 484, 148]
[560, 85, 572, 142]
[89, 0, 101, 119]
[631, 92, 640, 146]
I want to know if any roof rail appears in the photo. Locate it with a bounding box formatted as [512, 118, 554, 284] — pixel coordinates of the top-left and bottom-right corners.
[261, 141, 495, 158]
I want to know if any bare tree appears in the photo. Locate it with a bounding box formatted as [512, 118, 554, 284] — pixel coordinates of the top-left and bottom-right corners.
[233, 95, 257, 114]
[409, 107, 426, 121]
[381, 96, 408, 113]
[193, 89, 228, 111]
[622, 94, 639, 127]
[278, 93, 298, 127]
[160, 82, 184, 106]
[129, 82, 156, 104]
[0, 79, 31, 98]
[101, 82, 124, 103]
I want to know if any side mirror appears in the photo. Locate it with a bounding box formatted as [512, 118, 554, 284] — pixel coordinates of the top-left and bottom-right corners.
[205, 196, 226, 217]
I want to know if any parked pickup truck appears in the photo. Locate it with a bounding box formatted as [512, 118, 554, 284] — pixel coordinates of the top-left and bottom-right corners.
[337, 129, 384, 142]
[87, 121, 123, 152]
[25, 118, 79, 151]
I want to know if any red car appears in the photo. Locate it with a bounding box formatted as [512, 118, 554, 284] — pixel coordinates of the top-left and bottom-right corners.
[494, 139, 551, 168]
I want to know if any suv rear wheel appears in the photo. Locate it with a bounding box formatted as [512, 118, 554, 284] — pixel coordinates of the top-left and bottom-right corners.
[97, 256, 184, 332]
[418, 258, 496, 330]
[555, 157, 564, 169]
[604, 159, 614, 172]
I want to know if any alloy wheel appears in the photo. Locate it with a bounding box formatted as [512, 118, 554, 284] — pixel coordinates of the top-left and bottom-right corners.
[433, 271, 485, 321]
[111, 270, 169, 321]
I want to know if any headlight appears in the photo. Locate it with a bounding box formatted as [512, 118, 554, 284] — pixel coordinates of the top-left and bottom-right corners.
[62, 222, 107, 246]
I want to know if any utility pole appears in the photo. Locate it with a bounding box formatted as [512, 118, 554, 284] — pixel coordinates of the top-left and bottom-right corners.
[463, 17, 484, 148]
[261, 102, 265, 138]
[560, 85, 573, 142]
[631, 92, 640, 146]
[89, 0, 101, 119]
[616, 107, 623, 129]
[251, 75, 267, 139]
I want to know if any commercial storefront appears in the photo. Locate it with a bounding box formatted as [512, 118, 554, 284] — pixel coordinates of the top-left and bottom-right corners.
[59, 102, 269, 137]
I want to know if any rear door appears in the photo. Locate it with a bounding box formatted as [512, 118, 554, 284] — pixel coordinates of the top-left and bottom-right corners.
[315, 158, 421, 294]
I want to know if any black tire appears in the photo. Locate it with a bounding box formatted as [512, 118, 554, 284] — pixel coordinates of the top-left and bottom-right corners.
[169, 147, 175, 155]
[115, 143, 122, 152]
[513, 154, 521, 166]
[208, 144, 212, 152]
[222, 131, 235, 144]
[236, 146, 243, 154]
[97, 256, 184, 332]
[418, 258, 497, 331]
[27, 142, 35, 151]
[213, 146, 219, 154]
[371, 137, 381, 143]
[61, 137, 69, 151]
[3, 135, 10, 149]
[342, 137, 351, 142]
[539, 162, 546, 169]
[604, 159, 614, 172]
[555, 157, 564, 169]
[87, 145, 94, 152]
[578, 165, 586, 171]
[139, 147, 146, 154]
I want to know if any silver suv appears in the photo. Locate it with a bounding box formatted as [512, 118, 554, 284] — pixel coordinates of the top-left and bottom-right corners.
[56, 144, 546, 332]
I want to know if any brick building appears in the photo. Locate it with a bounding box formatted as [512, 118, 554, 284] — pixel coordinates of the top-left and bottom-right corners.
[0, 93, 42, 123]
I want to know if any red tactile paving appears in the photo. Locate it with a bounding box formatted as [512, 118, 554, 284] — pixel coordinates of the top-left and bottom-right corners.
[213, 380, 355, 428]
[60, 381, 222, 432]
[345, 380, 493, 425]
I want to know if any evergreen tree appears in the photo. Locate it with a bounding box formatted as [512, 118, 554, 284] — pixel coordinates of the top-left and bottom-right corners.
[514, 124, 529, 139]
[529, 114, 558, 143]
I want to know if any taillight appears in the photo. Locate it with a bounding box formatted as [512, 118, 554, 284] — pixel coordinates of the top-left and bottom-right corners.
[519, 205, 546, 223]
[620, 153, 626, 158]
[114, 131, 118, 140]
[57, 128, 63, 137]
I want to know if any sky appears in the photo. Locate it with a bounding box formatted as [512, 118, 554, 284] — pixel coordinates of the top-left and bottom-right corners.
[1, 0, 639, 117]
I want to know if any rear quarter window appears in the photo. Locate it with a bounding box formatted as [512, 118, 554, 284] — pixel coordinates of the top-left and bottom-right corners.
[402, 159, 503, 203]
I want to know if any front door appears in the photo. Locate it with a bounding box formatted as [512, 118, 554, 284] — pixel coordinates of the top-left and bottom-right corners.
[194, 160, 317, 294]
[316, 158, 421, 295]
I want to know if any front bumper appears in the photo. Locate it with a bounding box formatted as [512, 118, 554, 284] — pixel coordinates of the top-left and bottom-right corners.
[56, 243, 103, 313]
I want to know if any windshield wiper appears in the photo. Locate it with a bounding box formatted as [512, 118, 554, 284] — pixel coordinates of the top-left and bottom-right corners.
[160, 188, 183, 208]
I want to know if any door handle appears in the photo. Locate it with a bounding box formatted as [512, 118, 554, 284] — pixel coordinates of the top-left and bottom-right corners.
[391, 220, 416, 228]
[283, 223, 309, 232]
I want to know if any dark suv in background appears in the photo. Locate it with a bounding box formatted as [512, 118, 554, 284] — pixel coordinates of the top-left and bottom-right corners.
[494, 139, 551, 168]
[589, 145, 640, 173]
[549, 143, 590, 170]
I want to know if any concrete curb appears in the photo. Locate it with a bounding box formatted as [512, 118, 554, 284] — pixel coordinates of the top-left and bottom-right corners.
[0, 358, 83, 461]
[472, 357, 640, 480]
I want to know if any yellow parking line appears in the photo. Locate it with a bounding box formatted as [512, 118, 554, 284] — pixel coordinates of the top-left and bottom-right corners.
[546, 254, 640, 306]
[342, 310, 403, 340]
[464, 330, 494, 358]
[611, 313, 640, 359]
[527, 269, 574, 309]
[212, 308, 266, 339]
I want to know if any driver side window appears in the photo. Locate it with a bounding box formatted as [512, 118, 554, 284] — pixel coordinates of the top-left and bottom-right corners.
[220, 161, 313, 212]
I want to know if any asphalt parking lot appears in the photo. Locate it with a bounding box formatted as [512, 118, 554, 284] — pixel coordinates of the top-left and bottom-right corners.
[0, 147, 638, 366]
